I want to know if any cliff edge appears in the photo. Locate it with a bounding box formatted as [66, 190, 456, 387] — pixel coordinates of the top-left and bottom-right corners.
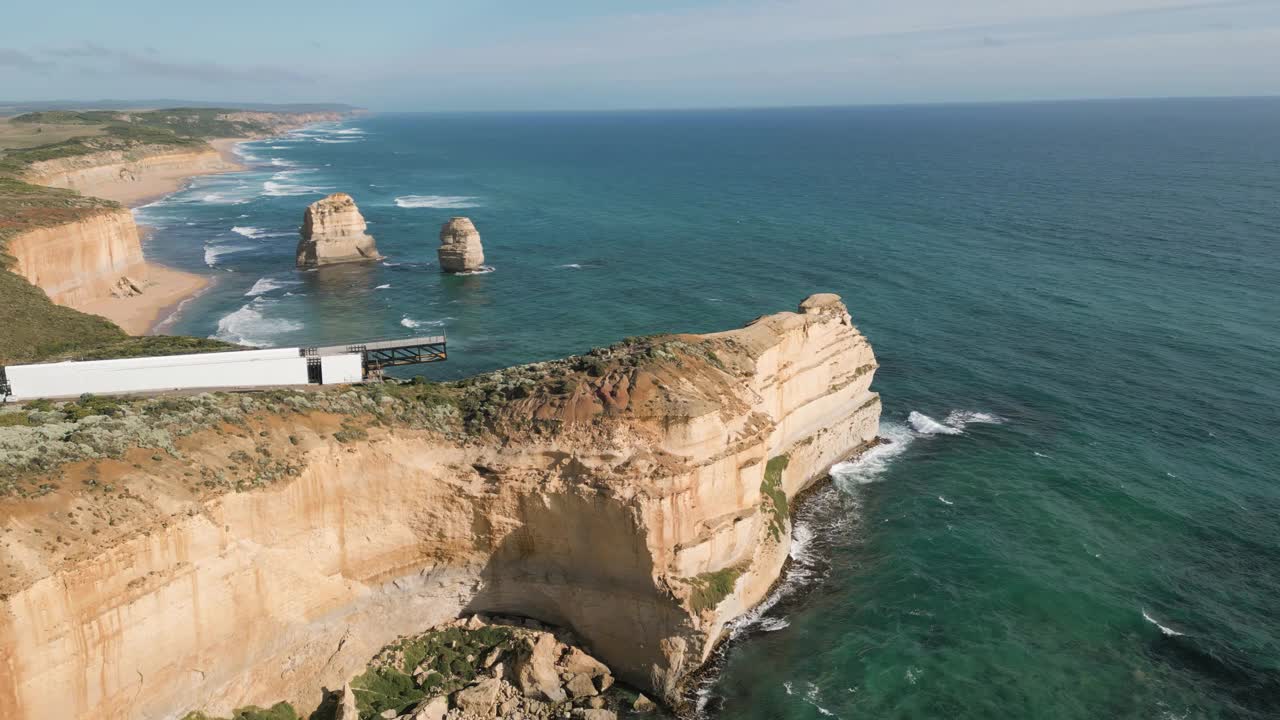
[0, 294, 880, 719]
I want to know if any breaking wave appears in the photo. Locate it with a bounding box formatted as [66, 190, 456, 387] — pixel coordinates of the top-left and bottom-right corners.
[1143, 609, 1187, 637]
[244, 277, 301, 297]
[400, 316, 451, 330]
[830, 422, 914, 486]
[203, 244, 253, 267]
[394, 195, 481, 209]
[263, 180, 331, 197]
[212, 299, 302, 346]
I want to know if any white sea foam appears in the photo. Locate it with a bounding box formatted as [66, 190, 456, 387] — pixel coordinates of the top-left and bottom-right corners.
[375, 284, 391, 290]
[758, 617, 791, 632]
[269, 158, 296, 167]
[244, 277, 301, 297]
[558, 263, 583, 269]
[232, 226, 265, 239]
[212, 299, 303, 346]
[908, 411, 964, 435]
[395, 195, 481, 209]
[1142, 609, 1186, 637]
[831, 422, 914, 486]
[203, 244, 253, 266]
[263, 180, 331, 197]
[938, 496, 954, 506]
[452, 266, 495, 276]
[400, 316, 450, 330]
[333, 128, 365, 135]
[315, 138, 358, 144]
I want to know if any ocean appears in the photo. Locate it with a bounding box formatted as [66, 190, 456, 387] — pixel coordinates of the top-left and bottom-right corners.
[135, 99, 1280, 719]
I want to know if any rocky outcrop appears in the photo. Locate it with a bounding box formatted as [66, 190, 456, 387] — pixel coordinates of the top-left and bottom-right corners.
[296, 192, 383, 268]
[4, 207, 147, 307]
[0, 294, 880, 720]
[437, 217, 485, 273]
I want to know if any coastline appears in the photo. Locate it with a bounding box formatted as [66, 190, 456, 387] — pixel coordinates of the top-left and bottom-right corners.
[72, 137, 248, 335]
[82, 130, 309, 336]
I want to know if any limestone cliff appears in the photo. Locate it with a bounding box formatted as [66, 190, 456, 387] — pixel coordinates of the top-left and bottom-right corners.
[0, 294, 880, 720]
[21, 144, 238, 205]
[4, 207, 147, 307]
[297, 193, 383, 268]
[438, 217, 486, 273]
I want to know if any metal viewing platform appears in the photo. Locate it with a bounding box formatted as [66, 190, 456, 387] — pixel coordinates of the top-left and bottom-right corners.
[304, 335, 447, 379]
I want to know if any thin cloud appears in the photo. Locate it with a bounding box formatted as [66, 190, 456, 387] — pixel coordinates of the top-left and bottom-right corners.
[41, 44, 313, 84]
[0, 48, 54, 71]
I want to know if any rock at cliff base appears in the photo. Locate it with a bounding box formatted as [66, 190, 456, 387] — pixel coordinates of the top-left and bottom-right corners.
[561, 647, 610, 678]
[335, 682, 359, 720]
[437, 217, 486, 273]
[514, 633, 567, 703]
[407, 695, 447, 720]
[296, 192, 383, 268]
[632, 693, 657, 713]
[566, 672, 598, 698]
[110, 275, 144, 298]
[453, 677, 502, 716]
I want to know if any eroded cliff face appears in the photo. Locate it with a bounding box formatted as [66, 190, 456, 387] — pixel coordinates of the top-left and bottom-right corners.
[0, 294, 880, 720]
[21, 145, 237, 205]
[5, 207, 147, 307]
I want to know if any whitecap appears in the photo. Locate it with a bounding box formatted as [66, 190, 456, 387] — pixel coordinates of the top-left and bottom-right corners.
[558, 263, 583, 269]
[263, 180, 331, 197]
[451, 266, 495, 276]
[211, 299, 302, 346]
[908, 411, 963, 435]
[400, 316, 451, 330]
[232, 226, 266, 239]
[204, 244, 253, 266]
[938, 496, 954, 506]
[333, 128, 365, 135]
[375, 284, 391, 290]
[395, 195, 481, 209]
[269, 158, 296, 167]
[944, 410, 1005, 426]
[244, 277, 301, 297]
[315, 138, 358, 144]
[1142, 609, 1186, 637]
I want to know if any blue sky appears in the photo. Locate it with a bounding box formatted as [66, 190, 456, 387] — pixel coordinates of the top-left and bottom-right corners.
[2, 0, 1278, 110]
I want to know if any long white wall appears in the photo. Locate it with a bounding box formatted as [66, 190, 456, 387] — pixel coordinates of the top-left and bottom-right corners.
[4, 348, 364, 401]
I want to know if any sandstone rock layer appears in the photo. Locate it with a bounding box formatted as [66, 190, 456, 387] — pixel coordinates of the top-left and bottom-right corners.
[0, 294, 880, 720]
[437, 217, 485, 273]
[5, 208, 147, 307]
[296, 193, 383, 268]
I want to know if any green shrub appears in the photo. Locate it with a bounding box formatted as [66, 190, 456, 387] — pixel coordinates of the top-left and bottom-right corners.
[760, 454, 790, 541]
[687, 567, 744, 612]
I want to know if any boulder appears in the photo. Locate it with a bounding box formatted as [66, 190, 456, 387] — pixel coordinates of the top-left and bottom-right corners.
[560, 648, 609, 678]
[437, 217, 485, 273]
[514, 633, 567, 703]
[334, 682, 359, 720]
[453, 677, 502, 716]
[565, 673, 598, 699]
[408, 695, 448, 720]
[570, 710, 616, 720]
[632, 694, 657, 713]
[296, 192, 383, 268]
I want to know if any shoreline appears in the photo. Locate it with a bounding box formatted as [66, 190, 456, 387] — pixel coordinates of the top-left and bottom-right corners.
[102, 125, 325, 336]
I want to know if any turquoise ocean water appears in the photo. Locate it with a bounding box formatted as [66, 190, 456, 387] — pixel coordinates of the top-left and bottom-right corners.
[136, 99, 1280, 719]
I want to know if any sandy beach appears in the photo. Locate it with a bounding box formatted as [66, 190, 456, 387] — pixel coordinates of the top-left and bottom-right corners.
[75, 262, 211, 335]
[75, 137, 245, 334]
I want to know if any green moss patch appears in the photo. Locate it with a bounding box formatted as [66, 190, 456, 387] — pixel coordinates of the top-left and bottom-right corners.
[760, 454, 791, 541]
[181, 702, 299, 720]
[686, 567, 745, 612]
[352, 625, 515, 718]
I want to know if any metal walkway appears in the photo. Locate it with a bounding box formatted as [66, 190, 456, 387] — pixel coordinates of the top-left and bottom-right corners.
[304, 335, 447, 378]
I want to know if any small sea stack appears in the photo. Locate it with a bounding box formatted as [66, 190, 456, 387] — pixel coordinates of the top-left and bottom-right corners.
[296, 192, 383, 268]
[438, 216, 486, 273]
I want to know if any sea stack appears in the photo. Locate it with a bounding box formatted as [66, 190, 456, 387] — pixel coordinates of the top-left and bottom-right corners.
[296, 192, 383, 268]
[438, 216, 486, 273]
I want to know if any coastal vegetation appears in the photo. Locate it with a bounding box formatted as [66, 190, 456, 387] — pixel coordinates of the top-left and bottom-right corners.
[686, 567, 746, 612]
[759, 454, 791, 541]
[0, 108, 331, 364]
